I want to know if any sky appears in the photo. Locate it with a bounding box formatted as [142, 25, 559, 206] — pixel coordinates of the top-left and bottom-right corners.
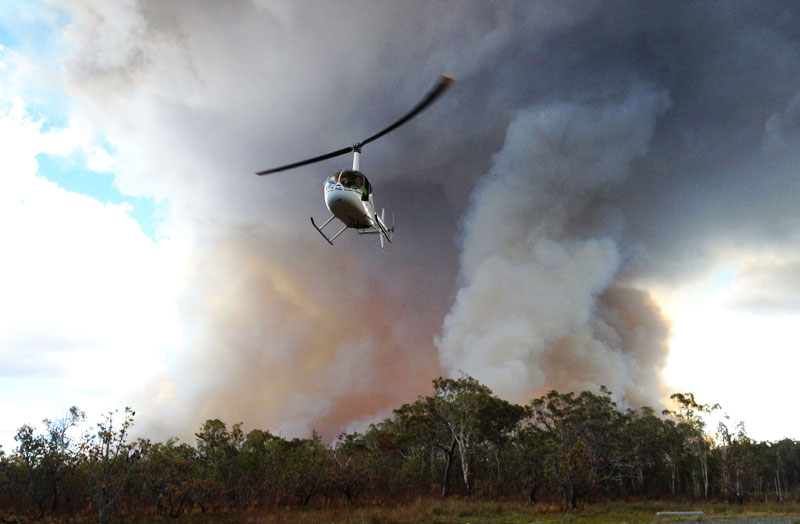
[1, 0, 799, 451]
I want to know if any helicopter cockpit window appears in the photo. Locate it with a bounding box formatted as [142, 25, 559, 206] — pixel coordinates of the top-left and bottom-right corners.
[339, 171, 365, 191]
[327, 172, 341, 184]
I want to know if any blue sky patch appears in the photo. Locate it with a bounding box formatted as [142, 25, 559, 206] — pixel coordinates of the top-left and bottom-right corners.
[36, 152, 166, 241]
[1, 1, 73, 132]
[1, 4, 167, 244]
[0, 1, 67, 54]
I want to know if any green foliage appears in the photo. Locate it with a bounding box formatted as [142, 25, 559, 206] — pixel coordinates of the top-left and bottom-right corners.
[409, 375, 525, 496]
[7, 406, 85, 519]
[3, 378, 800, 522]
[527, 388, 631, 508]
[136, 437, 201, 517]
[83, 406, 139, 524]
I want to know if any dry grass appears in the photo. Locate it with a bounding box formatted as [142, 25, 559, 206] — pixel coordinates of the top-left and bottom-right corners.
[112, 499, 800, 524]
[8, 499, 797, 523]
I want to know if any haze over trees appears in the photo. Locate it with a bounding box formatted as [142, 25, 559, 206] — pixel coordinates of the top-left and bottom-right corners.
[1, 376, 799, 522]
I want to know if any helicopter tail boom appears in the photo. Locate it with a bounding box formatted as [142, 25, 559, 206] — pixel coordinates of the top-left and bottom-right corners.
[355, 209, 393, 250]
[375, 208, 393, 249]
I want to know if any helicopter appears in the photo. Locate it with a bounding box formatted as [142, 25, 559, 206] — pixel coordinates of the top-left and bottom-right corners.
[256, 76, 453, 249]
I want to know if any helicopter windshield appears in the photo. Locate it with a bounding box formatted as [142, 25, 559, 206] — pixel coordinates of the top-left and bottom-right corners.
[327, 170, 371, 200]
[338, 171, 364, 190]
[338, 170, 371, 197]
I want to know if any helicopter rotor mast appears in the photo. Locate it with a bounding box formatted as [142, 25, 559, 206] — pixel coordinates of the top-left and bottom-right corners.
[256, 76, 453, 176]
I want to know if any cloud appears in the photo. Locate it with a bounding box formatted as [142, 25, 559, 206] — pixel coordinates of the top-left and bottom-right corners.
[51, 0, 155, 95]
[41, 0, 508, 440]
[0, 96, 184, 445]
[8, 0, 798, 443]
[764, 90, 800, 152]
[724, 254, 800, 313]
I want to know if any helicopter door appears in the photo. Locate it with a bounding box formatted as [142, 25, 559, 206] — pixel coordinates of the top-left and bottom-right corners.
[362, 176, 372, 201]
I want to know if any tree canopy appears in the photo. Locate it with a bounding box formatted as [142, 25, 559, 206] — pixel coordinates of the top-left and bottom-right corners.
[1, 377, 799, 522]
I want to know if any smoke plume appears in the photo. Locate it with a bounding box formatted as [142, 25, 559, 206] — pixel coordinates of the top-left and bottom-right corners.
[28, 0, 800, 443]
[436, 89, 672, 407]
[138, 231, 447, 441]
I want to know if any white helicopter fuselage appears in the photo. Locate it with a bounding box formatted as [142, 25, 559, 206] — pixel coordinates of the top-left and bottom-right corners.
[325, 179, 374, 229]
[309, 163, 393, 247]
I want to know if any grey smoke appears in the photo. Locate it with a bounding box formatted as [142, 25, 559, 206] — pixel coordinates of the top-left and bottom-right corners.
[39, 0, 800, 440]
[436, 89, 672, 407]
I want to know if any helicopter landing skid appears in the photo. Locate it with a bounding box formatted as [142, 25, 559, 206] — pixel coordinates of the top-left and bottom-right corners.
[310, 216, 346, 245]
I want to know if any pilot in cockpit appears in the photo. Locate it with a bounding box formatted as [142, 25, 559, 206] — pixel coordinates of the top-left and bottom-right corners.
[353, 176, 367, 198]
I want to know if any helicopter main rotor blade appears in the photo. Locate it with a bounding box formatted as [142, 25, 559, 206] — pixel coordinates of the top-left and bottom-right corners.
[256, 145, 354, 175]
[359, 76, 453, 148]
[255, 76, 453, 176]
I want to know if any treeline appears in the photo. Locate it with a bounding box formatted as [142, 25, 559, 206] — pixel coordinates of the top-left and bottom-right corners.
[1, 376, 799, 523]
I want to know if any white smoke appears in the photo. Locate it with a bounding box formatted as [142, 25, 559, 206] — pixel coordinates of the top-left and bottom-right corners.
[436, 88, 672, 407]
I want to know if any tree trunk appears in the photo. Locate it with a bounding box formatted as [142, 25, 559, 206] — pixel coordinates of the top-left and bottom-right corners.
[97, 502, 108, 524]
[440, 439, 457, 497]
[453, 430, 472, 496]
[701, 451, 709, 498]
[637, 462, 643, 494]
[670, 461, 676, 495]
[461, 454, 471, 496]
[52, 480, 59, 513]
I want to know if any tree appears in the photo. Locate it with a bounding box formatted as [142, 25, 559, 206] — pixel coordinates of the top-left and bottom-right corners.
[4, 386, 800, 515]
[194, 419, 244, 507]
[426, 375, 525, 495]
[276, 433, 332, 506]
[767, 438, 799, 502]
[717, 418, 754, 504]
[625, 406, 670, 496]
[393, 398, 458, 496]
[12, 406, 85, 518]
[331, 433, 370, 502]
[362, 418, 425, 497]
[502, 424, 553, 505]
[238, 428, 281, 507]
[82, 407, 139, 524]
[42, 407, 86, 514]
[136, 438, 200, 517]
[663, 393, 719, 498]
[528, 389, 630, 509]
